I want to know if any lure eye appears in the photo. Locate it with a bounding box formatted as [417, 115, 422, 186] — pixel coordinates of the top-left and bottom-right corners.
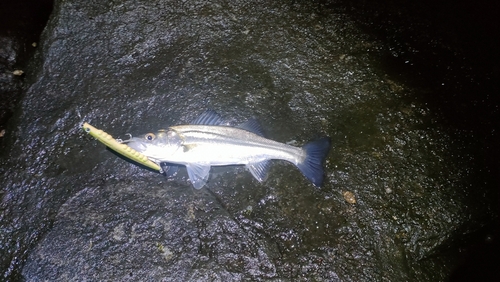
[145, 133, 156, 141]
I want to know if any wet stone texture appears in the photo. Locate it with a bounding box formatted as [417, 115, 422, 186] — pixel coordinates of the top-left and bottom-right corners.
[0, 36, 23, 130]
[22, 180, 277, 280]
[0, 0, 53, 132]
[0, 0, 497, 281]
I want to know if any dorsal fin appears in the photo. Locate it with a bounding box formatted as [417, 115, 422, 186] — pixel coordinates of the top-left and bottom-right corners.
[191, 109, 225, 125]
[237, 118, 265, 137]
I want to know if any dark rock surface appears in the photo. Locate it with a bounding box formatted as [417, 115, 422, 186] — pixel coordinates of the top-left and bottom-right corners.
[0, 0, 53, 131]
[0, 36, 24, 129]
[1, 0, 497, 281]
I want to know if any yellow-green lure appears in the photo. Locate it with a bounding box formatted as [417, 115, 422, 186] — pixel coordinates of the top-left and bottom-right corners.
[82, 122, 161, 171]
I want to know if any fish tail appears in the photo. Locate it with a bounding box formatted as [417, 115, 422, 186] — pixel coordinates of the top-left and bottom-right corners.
[297, 137, 331, 187]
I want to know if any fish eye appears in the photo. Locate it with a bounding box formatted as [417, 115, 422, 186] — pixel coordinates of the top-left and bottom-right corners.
[145, 133, 156, 141]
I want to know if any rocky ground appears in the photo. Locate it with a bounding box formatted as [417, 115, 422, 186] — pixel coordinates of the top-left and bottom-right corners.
[1, 0, 498, 281]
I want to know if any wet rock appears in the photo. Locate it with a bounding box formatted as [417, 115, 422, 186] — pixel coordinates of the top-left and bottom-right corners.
[0, 0, 53, 132]
[0, 36, 24, 130]
[0, 0, 497, 281]
[22, 181, 277, 280]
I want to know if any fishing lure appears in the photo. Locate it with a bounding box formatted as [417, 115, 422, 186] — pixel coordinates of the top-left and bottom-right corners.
[82, 122, 161, 171]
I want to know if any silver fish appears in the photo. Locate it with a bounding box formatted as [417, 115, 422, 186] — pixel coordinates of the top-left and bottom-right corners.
[124, 110, 330, 189]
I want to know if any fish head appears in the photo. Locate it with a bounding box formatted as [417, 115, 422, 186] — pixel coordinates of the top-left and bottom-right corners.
[123, 129, 182, 161]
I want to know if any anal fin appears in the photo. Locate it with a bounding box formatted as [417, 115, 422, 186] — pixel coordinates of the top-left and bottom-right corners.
[246, 160, 271, 182]
[186, 163, 211, 189]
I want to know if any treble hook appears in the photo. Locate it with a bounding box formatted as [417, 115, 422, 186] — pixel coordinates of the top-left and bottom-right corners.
[116, 133, 133, 143]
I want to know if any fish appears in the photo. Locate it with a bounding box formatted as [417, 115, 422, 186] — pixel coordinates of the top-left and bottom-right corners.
[123, 110, 330, 189]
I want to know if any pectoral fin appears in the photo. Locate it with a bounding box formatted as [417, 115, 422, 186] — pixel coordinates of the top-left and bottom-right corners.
[186, 163, 211, 189]
[246, 160, 271, 182]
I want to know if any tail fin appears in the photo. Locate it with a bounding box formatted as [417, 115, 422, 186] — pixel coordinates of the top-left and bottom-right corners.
[296, 137, 331, 187]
